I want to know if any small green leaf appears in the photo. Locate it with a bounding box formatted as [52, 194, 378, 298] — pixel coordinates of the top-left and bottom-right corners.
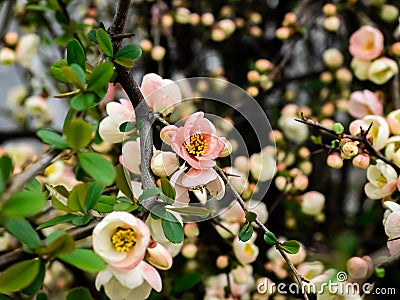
[77, 152, 115, 186]
[70, 63, 86, 85]
[67, 287, 92, 300]
[113, 202, 137, 212]
[66, 40, 86, 71]
[114, 57, 134, 68]
[61, 65, 84, 89]
[65, 118, 93, 150]
[72, 214, 92, 226]
[36, 292, 48, 300]
[333, 123, 344, 135]
[70, 93, 97, 111]
[171, 272, 201, 293]
[150, 205, 168, 220]
[374, 267, 385, 278]
[25, 178, 42, 193]
[58, 249, 106, 272]
[42, 230, 75, 259]
[238, 222, 253, 242]
[0, 155, 12, 197]
[264, 231, 277, 246]
[87, 29, 98, 44]
[87, 62, 114, 91]
[51, 59, 71, 83]
[37, 129, 67, 149]
[245, 211, 257, 223]
[115, 44, 142, 60]
[86, 182, 104, 211]
[166, 206, 210, 217]
[310, 135, 322, 145]
[26, 5, 52, 11]
[47, 185, 71, 212]
[119, 121, 136, 132]
[21, 259, 45, 295]
[160, 177, 176, 201]
[138, 187, 160, 203]
[37, 214, 75, 230]
[0, 259, 41, 293]
[280, 240, 300, 254]
[96, 28, 113, 57]
[2, 191, 45, 218]
[115, 164, 134, 200]
[92, 195, 116, 213]
[161, 212, 184, 243]
[68, 183, 88, 212]
[5, 218, 41, 249]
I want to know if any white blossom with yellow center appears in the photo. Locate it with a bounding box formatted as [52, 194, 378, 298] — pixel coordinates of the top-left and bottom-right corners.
[364, 159, 398, 200]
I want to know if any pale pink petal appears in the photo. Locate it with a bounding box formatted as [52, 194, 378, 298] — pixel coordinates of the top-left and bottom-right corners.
[99, 117, 125, 143]
[121, 140, 141, 175]
[95, 268, 113, 291]
[206, 174, 225, 199]
[106, 100, 135, 125]
[141, 73, 163, 99]
[110, 265, 144, 289]
[141, 261, 162, 292]
[181, 168, 217, 187]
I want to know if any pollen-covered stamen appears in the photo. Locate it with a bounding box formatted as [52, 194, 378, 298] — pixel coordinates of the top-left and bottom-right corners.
[111, 227, 137, 252]
[184, 133, 208, 156]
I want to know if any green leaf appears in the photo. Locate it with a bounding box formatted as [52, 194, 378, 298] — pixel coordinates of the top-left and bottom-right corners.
[67, 40, 86, 71]
[115, 164, 134, 200]
[58, 249, 106, 272]
[0, 259, 41, 293]
[5, 218, 41, 249]
[77, 152, 115, 186]
[113, 202, 137, 212]
[264, 231, 277, 246]
[61, 65, 84, 89]
[161, 212, 184, 243]
[238, 222, 253, 242]
[280, 240, 300, 254]
[2, 190, 45, 218]
[70, 92, 97, 111]
[333, 123, 344, 134]
[119, 121, 136, 132]
[114, 57, 134, 68]
[42, 231, 75, 259]
[37, 129, 68, 149]
[47, 185, 71, 212]
[150, 205, 168, 220]
[70, 63, 86, 85]
[36, 292, 48, 300]
[51, 59, 71, 83]
[0, 155, 12, 197]
[67, 287, 92, 300]
[138, 187, 160, 203]
[22, 260, 46, 299]
[96, 28, 113, 57]
[25, 178, 42, 193]
[87, 29, 98, 44]
[171, 272, 201, 293]
[22, 260, 46, 295]
[65, 118, 93, 150]
[86, 182, 104, 211]
[72, 214, 92, 226]
[310, 135, 322, 145]
[87, 62, 114, 91]
[26, 5, 52, 11]
[37, 214, 75, 230]
[68, 183, 88, 212]
[374, 267, 385, 278]
[166, 206, 210, 217]
[115, 44, 142, 60]
[245, 211, 257, 223]
[92, 195, 116, 213]
[160, 177, 176, 201]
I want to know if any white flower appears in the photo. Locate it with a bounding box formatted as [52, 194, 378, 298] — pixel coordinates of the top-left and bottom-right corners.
[385, 136, 400, 167]
[278, 115, 309, 144]
[250, 151, 276, 182]
[364, 160, 397, 199]
[387, 109, 400, 135]
[368, 57, 398, 85]
[95, 262, 162, 300]
[92, 212, 150, 269]
[301, 191, 325, 216]
[15, 33, 40, 68]
[233, 232, 259, 265]
[362, 115, 390, 150]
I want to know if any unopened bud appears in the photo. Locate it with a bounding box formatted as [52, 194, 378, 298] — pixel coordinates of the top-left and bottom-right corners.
[347, 257, 369, 280]
[146, 242, 173, 270]
[327, 153, 343, 169]
[352, 153, 370, 169]
[322, 3, 337, 16]
[276, 27, 291, 40]
[184, 223, 199, 238]
[391, 42, 400, 56]
[282, 12, 297, 26]
[182, 243, 197, 259]
[140, 39, 153, 53]
[322, 48, 344, 69]
[255, 59, 274, 73]
[293, 174, 309, 191]
[201, 12, 214, 26]
[151, 45, 166, 61]
[216, 255, 229, 269]
[219, 140, 232, 157]
[247, 86, 259, 97]
[320, 71, 333, 84]
[380, 4, 399, 23]
[151, 151, 179, 177]
[341, 141, 359, 158]
[4, 32, 19, 46]
[160, 125, 177, 145]
[324, 16, 340, 32]
[0, 47, 16, 65]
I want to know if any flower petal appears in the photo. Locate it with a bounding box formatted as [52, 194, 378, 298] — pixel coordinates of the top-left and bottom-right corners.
[141, 261, 162, 292]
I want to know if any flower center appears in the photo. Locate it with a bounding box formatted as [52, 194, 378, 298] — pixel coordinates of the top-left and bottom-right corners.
[184, 133, 208, 156]
[376, 173, 387, 188]
[111, 227, 137, 252]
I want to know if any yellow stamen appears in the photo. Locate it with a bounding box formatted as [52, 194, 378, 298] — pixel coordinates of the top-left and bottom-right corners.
[111, 227, 137, 252]
[244, 243, 254, 255]
[376, 173, 387, 188]
[184, 133, 208, 156]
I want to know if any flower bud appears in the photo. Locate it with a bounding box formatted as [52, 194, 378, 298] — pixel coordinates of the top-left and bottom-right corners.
[15, 33, 40, 68]
[151, 151, 179, 177]
[201, 12, 214, 26]
[293, 174, 309, 191]
[211, 28, 226, 42]
[320, 71, 333, 84]
[231, 265, 248, 285]
[219, 140, 232, 157]
[250, 12, 263, 24]
[335, 68, 353, 84]
[160, 125, 177, 145]
[367, 57, 398, 85]
[347, 256, 368, 280]
[219, 19, 236, 36]
[341, 141, 359, 159]
[380, 4, 399, 23]
[299, 161, 313, 175]
[189, 13, 200, 25]
[352, 154, 370, 169]
[25, 96, 49, 116]
[175, 7, 190, 24]
[184, 223, 199, 238]
[249, 26, 263, 38]
[247, 86, 259, 97]
[247, 70, 260, 84]
[322, 48, 343, 69]
[275, 176, 288, 191]
[269, 129, 283, 143]
[390, 42, 400, 56]
[140, 39, 153, 53]
[216, 255, 229, 269]
[234, 156, 250, 173]
[298, 147, 311, 159]
[151, 45, 166, 61]
[324, 16, 340, 32]
[276, 27, 291, 40]
[351, 58, 371, 81]
[282, 12, 297, 26]
[327, 153, 343, 169]
[301, 191, 325, 216]
[162, 14, 174, 28]
[182, 243, 197, 259]
[4, 32, 19, 46]
[322, 3, 337, 16]
[0, 47, 16, 65]
[255, 59, 274, 73]
[146, 241, 173, 270]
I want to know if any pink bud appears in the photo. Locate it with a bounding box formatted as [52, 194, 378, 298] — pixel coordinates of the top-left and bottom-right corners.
[160, 125, 178, 145]
[301, 191, 325, 216]
[293, 174, 309, 191]
[276, 27, 292, 40]
[391, 42, 400, 56]
[146, 242, 173, 270]
[352, 154, 370, 169]
[182, 243, 197, 259]
[347, 256, 368, 280]
[216, 255, 229, 269]
[234, 156, 250, 173]
[323, 3, 337, 16]
[282, 12, 297, 26]
[151, 150, 179, 177]
[327, 153, 343, 169]
[184, 223, 199, 238]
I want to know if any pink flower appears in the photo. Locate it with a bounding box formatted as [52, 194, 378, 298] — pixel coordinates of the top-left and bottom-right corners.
[141, 73, 181, 116]
[164, 112, 227, 170]
[99, 99, 135, 143]
[348, 90, 383, 118]
[170, 166, 225, 206]
[92, 212, 150, 269]
[349, 25, 384, 60]
[95, 261, 162, 300]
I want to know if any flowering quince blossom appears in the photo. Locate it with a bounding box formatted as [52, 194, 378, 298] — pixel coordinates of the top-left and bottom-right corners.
[92, 212, 150, 269]
[233, 232, 259, 265]
[364, 159, 397, 199]
[350, 57, 371, 80]
[362, 115, 390, 150]
[161, 111, 227, 169]
[349, 25, 384, 61]
[367, 57, 398, 85]
[384, 136, 400, 167]
[300, 191, 325, 216]
[120, 139, 141, 175]
[387, 109, 400, 135]
[383, 201, 400, 257]
[347, 90, 382, 119]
